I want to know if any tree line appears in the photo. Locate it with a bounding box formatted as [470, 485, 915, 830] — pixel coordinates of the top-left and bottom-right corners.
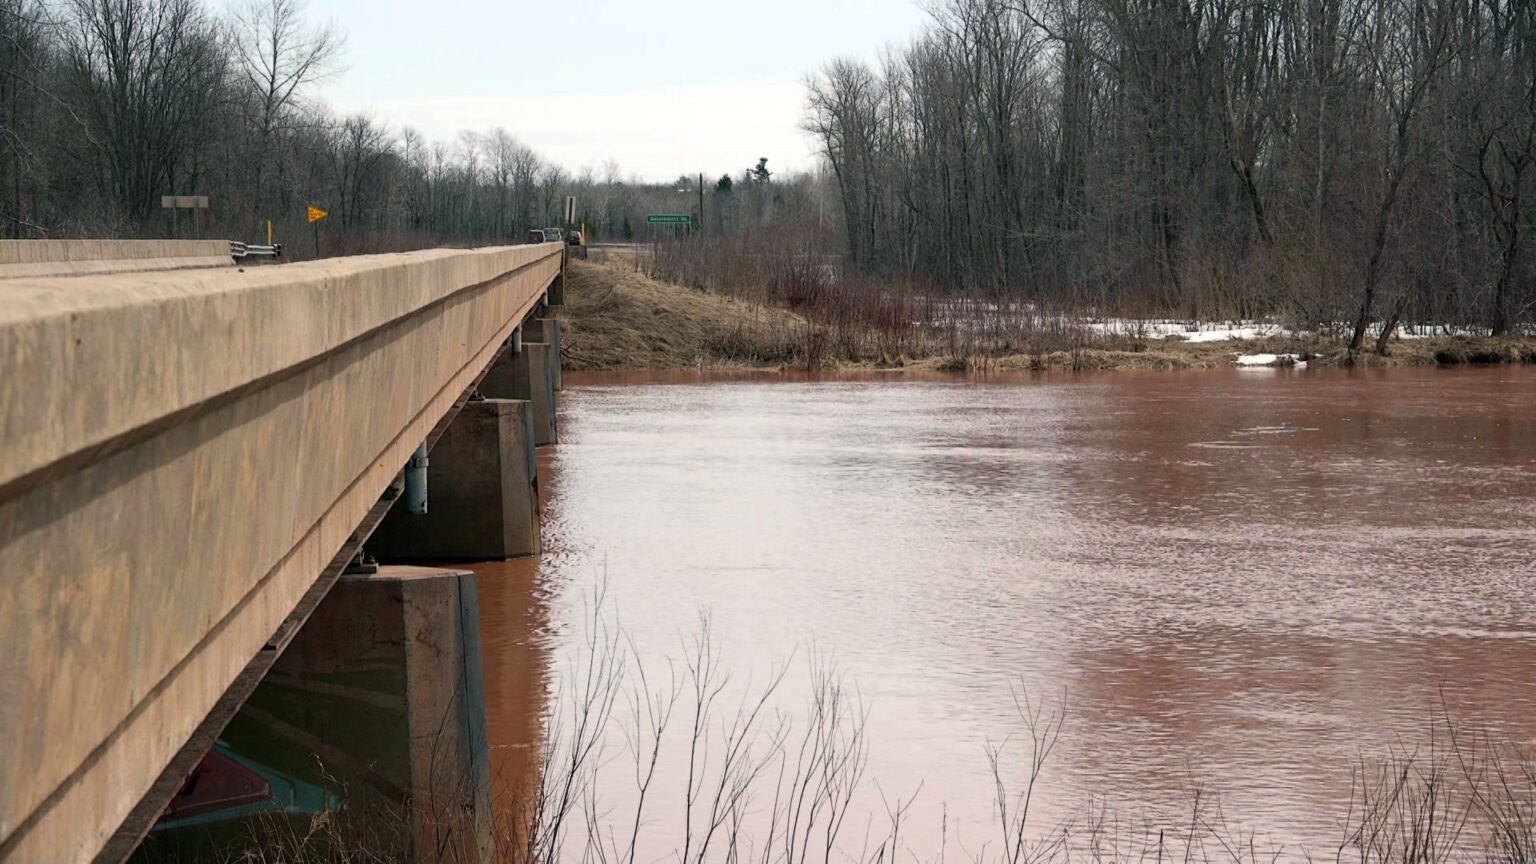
[805, 0, 1535, 343]
[0, 0, 791, 256]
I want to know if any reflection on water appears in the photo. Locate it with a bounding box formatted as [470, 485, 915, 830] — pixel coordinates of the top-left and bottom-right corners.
[473, 553, 548, 819]
[478, 367, 1536, 857]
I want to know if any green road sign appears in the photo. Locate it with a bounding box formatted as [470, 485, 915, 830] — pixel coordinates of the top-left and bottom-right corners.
[647, 214, 691, 224]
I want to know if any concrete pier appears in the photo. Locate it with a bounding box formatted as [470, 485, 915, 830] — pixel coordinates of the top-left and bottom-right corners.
[524, 343, 558, 445]
[209, 566, 495, 864]
[535, 316, 563, 392]
[481, 337, 557, 446]
[548, 259, 566, 305]
[368, 399, 541, 561]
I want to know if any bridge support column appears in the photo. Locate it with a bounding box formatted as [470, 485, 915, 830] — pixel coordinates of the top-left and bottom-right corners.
[481, 329, 557, 446]
[479, 327, 523, 399]
[549, 270, 566, 307]
[524, 342, 557, 444]
[188, 566, 494, 864]
[535, 315, 562, 392]
[550, 253, 566, 306]
[368, 399, 540, 560]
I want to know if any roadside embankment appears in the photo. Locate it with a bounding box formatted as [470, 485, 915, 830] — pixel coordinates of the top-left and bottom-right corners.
[559, 260, 813, 370]
[559, 259, 1536, 372]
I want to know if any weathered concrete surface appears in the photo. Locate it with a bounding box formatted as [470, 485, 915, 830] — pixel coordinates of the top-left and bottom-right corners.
[526, 343, 557, 445]
[480, 340, 557, 446]
[0, 240, 232, 278]
[209, 566, 494, 864]
[0, 244, 559, 864]
[369, 399, 541, 560]
[536, 317, 563, 391]
[549, 258, 568, 302]
[478, 334, 523, 399]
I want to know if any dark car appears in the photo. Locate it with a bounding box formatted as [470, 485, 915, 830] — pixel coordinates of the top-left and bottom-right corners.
[524, 229, 545, 244]
[565, 230, 582, 246]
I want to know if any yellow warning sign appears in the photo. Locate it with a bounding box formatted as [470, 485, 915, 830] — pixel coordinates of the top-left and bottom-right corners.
[307, 206, 328, 223]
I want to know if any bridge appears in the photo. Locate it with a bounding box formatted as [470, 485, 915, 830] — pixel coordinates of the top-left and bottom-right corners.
[0, 240, 570, 863]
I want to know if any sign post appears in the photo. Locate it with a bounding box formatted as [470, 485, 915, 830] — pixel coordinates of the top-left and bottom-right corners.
[307, 206, 328, 259]
[647, 214, 691, 256]
[160, 195, 210, 238]
[648, 215, 690, 248]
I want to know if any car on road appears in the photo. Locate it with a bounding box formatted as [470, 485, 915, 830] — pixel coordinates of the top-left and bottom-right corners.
[565, 230, 582, 246]
[543, 227, 563, 242]
[524, 229, 545, 244]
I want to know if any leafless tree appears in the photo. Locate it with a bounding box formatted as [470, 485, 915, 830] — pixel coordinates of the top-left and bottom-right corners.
[63, 0, 228, 227]
[805, 0, 1534, 338]
[231, 0, 339, 223]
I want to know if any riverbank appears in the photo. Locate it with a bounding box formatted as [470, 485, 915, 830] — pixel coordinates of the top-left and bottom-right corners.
[558, 258, 813, 370]
[559, 259, 1536, 372]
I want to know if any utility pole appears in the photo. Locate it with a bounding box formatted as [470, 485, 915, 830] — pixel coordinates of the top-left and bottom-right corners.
[699, 172, 705, 239]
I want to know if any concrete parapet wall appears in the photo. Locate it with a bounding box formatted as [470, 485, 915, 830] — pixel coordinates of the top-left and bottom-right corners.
[0, 245, 561, 864]
[0, 240, 234, 278]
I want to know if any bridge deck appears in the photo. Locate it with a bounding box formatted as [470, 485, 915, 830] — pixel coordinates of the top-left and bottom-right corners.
[0, 244, 563, 864]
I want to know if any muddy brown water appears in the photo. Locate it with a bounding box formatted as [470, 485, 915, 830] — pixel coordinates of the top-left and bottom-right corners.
[473, 366, 1536, 860]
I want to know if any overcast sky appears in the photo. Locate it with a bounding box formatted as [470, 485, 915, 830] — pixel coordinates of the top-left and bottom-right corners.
[307, 0, 933, 183]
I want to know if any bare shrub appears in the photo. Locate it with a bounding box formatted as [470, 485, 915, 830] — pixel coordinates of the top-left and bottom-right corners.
[210, 598, 1536, 864]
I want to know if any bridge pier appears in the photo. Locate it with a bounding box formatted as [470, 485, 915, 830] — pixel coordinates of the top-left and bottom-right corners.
[482, 321, 558, 446]
[367, 399, 541, 561]
[523, 341, 558, 444]
[535, 315, 563, 392]
[163, 565, 496, 863]
[549, 267, 566, 307]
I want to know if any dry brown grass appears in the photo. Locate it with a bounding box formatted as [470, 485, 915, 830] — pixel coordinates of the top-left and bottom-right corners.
[559, 260, 815, 371]
[975, 335, 1536, 372]
[560, 259, 1536, 373]
[205, 602, 1536, 864]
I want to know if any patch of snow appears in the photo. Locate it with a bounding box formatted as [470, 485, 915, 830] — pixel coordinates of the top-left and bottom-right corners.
[1187, 325, 1293, 342]
[1236, 353, 1305, 367]
[1082, 318, 1295, 342]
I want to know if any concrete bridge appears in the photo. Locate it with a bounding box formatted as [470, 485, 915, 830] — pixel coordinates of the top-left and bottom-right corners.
[0, 240, 569, 863]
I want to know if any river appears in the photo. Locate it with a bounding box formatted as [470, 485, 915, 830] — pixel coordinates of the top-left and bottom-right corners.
[474, 366, 1536, 861]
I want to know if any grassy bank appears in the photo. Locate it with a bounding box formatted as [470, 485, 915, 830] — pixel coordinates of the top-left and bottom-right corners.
[560, 259, 1536, 373]
[559, 259, 814, 371]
